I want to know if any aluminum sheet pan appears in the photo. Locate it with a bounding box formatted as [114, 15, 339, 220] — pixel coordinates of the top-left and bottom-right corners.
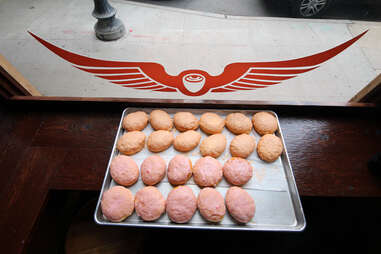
[94, 108, 305, 231]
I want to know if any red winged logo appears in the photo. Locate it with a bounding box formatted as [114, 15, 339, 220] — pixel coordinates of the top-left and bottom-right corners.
[29, 31, 367, 96]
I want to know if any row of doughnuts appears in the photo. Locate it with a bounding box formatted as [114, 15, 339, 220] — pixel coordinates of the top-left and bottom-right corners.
[120, 110, 282, 162]
[117, 130, 283, 163]
[101, 185, 255, 224]
[110, 155, 254, 187]
[123, 110, 278, 135]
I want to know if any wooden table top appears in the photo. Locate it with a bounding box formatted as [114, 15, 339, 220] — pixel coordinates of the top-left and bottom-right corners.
[0, 99, 380, 254]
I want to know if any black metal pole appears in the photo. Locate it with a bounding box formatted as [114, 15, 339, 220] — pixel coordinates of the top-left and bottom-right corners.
[92, 0, 125, 41]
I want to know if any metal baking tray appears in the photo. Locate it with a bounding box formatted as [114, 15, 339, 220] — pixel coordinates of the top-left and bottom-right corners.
[94, 108, 306, 231]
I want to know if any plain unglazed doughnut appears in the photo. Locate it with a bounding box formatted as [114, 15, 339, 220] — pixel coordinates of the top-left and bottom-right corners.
[109, 155, 139, 186]
[252, 112, 278, 135]
[173, 112, 199, 132]
[225, 113, 252, 134]
[197, 187, 226, 222]
[230, 134, 256, 158]
[223, 157, 253, 186]
[256, 134, 283, 162]
[166, 185, 197, 223]
[199, 133, 226, 158]
[147, 130, 174, 153]
[134, 186, 166, 221]
[122, 111, 149, 131]
[225, 186, 255, 224]
[199, 112, 225, 135]
[150, 110, 173, 131]
[193, 156, 223, 187]
[140, 155, 166, 185]
[173, 130, 201, 152]
[101, 186, 134, 222]
[117, 131, 145, 155]
[167, 155, 192, 185]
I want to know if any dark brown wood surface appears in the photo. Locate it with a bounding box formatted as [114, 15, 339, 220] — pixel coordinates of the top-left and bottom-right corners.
[11, 95, 377, 107]
[0, 99, 380, 254]
[0, 54, 41, 97]
[350, 73, 381, 103]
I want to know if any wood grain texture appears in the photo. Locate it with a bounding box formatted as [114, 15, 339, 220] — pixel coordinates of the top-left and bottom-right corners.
[31, 111, 119, 149]
[279, 115, 381, 196]
[0, 111, 43, 202]
[0, 74, 23, 96]
[0, 53, 41, 96]
[49, 148, 110, 190]
[0, 147, 67, 254]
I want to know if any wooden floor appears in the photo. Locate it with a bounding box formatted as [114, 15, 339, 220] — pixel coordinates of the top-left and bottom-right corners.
[0, 99, 380, 253]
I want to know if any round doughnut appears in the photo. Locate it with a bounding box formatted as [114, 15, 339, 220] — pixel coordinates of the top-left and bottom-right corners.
[150, 110, 173, 131]
[134, 186, 166, 221]
[140, 155, 166, 185]
[225, 113, 252, 134]
[166, 185, 197, 223]
[257, 134, 283, 162]
[223, 157, 253, 186]
[110, 155, 139, 186]
[101, 186, 134, 222]
[252, 112, 278, 135]
[197, 188, 226, 223]
[230, 134, 256, 158]
[147, 130, 174, 153]
[117, 131, 145, 155]
[200, 133, 226, 158]
[167, 155, 192, 185]
[225, 186, 255, 224]
[199, 112, 225, 135]
[122, 111, 149, 131]
[193, 156, 223, 187]
[173, 130, 201, 152]
[173, 112, 199, 132]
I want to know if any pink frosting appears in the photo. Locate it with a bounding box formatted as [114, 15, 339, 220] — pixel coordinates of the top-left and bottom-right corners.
[167, 155, 192, 185]
[197, 188, 226, 222]
[135, 186, 166, 221]
[225, 187, 255, 223]
[110, 155, 139, 186]
[223, 158, 253, 186]
[193, 156, 223, 187]
[101, 186, 134, 222]
[166, 186, 197, 223]
[140, 155, 166, 185]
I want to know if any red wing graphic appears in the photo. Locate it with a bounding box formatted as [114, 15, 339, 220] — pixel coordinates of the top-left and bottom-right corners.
[29, 30, 367, 96]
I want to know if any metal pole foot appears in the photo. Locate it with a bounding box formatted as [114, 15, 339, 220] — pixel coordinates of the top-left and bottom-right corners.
[93, 0, 125, 41]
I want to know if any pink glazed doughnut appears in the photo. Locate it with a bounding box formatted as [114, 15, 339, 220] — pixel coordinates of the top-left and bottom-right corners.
[101, 186, 134, 222]
[166, 186, 197, 223]
[134, 186, 166, 221]
[109, 155, 139, 186]
[193, 156, 223, 187]
[223, 157, 253, 186]
[140, 155, 166, 186]
[225, 187, 255, 224]
[167, 155, 192, 185]
[197, 187, 226, 223]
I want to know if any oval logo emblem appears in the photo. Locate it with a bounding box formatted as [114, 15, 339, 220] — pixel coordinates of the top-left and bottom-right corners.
[182, 73, 206, 93]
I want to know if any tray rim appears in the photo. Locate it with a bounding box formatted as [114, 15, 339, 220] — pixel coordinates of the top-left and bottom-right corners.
[94, 107, 306, 231]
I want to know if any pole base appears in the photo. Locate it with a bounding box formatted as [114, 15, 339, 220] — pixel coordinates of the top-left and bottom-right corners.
[94, 17, 125, 41]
